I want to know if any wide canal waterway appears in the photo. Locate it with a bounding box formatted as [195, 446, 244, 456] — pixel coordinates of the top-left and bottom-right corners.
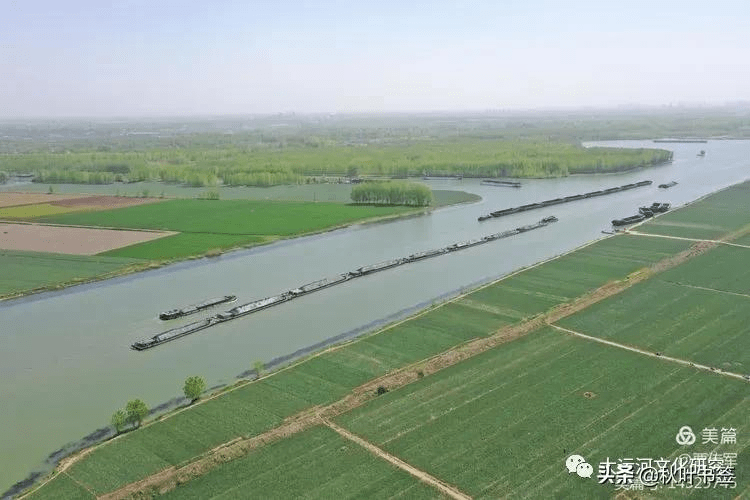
[1, 139, 749, 494]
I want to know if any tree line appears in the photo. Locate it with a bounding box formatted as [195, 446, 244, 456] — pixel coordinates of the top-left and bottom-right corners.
[351, 181, 432, 206]
[2, 139, 673, 187]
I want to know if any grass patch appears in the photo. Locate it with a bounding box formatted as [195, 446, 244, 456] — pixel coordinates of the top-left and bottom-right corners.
[0, 250, 142, 297]
[100, 233, 268, 260]
[335, 327, 750, 499]
[431, 189, 481, 207]
[38, 199, 418, 236]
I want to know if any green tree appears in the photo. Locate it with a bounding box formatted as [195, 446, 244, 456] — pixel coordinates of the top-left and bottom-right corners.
[183, 376, 206, 403]
[125, 399, 149, 428]
[111, 409, 127, 434]
[253, 360, 265, 377]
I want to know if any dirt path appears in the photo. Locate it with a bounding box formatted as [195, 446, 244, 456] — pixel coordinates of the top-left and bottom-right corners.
[627, 229, 750, 249]
[321, 418, 472, 500]
[548, 324, 750, 383]
[662, 280, 750, 299]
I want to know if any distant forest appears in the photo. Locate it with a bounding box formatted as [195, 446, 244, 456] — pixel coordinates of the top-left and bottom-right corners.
[1, 108, 746, 187]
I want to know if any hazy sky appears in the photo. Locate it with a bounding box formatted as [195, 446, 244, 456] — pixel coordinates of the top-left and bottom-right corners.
[2, 0, 748, 117]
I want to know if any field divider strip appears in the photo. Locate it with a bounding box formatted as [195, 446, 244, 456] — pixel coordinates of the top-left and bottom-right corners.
[661, 280, 750, 299]
[547, 324, 750, 382]
[320, 418, 472, 500]
[626, 229, 750, 249]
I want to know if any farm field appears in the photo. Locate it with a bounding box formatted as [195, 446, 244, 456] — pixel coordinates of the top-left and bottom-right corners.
[158, 426, 439, 500]
[335, 327, 750, 499]
[638, 180, 750, 240]
[0, 203, 83, 218]
[556, 278, 750, 372]
[0, 250, 142, 296]
[23, 233, 696, 498]
[658, 244, 750, 295]
[37, 199, 419, 236]
[0, 197, 431, 296]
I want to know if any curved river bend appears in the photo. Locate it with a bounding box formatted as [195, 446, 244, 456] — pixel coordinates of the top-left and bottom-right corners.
[1, 139, 748, 493]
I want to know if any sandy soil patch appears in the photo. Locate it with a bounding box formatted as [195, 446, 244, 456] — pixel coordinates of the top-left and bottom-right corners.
[0, 192, 91, 208]
[50, 195, 164, 210]
[0, 223, 176, 255]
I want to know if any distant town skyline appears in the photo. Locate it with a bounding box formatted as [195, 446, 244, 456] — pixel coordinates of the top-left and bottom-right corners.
[2, 0, 749, 118]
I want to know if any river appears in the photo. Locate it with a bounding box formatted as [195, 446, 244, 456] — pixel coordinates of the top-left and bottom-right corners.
[1, 139, 748, 494]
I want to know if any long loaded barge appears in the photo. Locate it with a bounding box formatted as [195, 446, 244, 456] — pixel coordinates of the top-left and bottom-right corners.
[132, 216, 559, 350]
[478, 180, 652, 221]
[159, 295, 237, 320]
[480, 179, 522, 188]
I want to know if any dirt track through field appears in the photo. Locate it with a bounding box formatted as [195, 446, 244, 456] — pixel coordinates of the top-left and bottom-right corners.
[548, 324, 750, 382]
[31, 239, 719, 500]
[321, 419, 472, 500]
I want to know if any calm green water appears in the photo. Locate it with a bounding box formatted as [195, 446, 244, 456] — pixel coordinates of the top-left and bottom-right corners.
[1, 140, 748, 495]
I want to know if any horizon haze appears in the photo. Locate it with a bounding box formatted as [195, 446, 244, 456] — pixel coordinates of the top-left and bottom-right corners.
[2, 0, 749, 118]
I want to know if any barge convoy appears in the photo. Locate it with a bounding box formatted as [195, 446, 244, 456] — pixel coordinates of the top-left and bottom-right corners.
[132, 216, 559, 351]
[159, 295, 237, 320]
[478, 180, 652, 221]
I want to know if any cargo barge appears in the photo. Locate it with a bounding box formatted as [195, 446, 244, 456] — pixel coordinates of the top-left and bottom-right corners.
[132, 317, 220, 350]
[611, 214, 646, 226]
[478, 180, 652, 221]
[480, 179, 522, 187]
[132, 216, 559, 350]
[159, 295, 237, 320]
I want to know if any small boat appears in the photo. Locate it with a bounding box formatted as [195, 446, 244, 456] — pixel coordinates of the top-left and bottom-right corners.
[658, 181, 678, 189]
[697, 150, 706, 157]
